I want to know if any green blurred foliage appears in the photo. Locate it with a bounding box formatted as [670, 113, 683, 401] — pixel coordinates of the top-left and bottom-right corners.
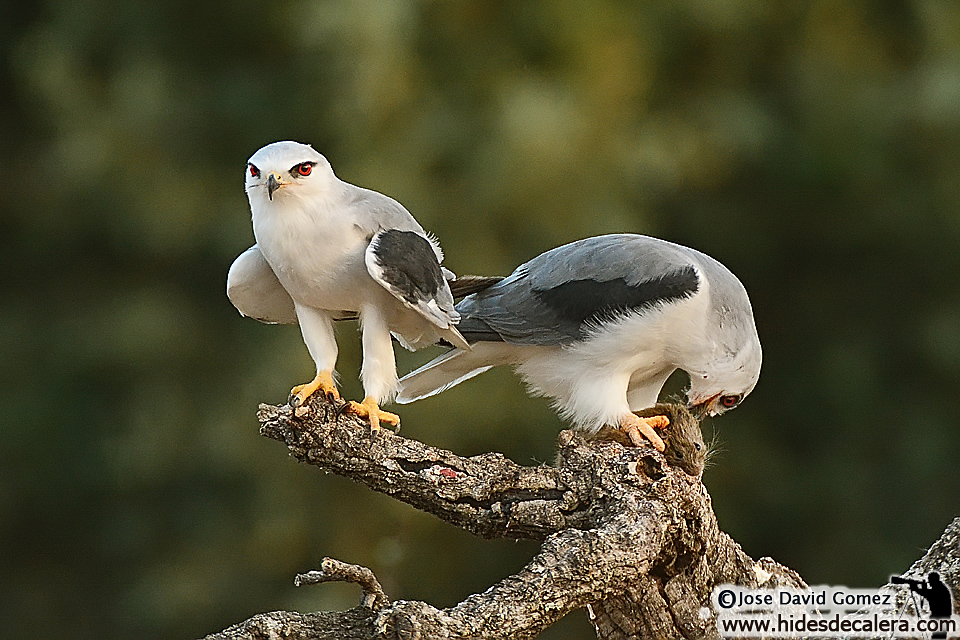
[2, 1, 960, 638]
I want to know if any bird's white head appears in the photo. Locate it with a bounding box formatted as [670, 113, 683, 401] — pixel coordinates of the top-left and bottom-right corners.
[685, 327, 762, 418]
[244, 141, 336, 210]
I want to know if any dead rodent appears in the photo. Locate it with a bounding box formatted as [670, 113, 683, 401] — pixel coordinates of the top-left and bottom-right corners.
[588, 404, 706, 477]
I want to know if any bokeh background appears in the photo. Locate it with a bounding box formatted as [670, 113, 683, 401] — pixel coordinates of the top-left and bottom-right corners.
[3, 1, 960, 638]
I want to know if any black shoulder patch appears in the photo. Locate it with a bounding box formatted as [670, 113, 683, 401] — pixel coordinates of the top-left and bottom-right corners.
[532, 266, 699, 337]
[372, 230, 444, 304]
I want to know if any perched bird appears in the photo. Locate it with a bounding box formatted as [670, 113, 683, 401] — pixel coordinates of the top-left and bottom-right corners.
[396, 234, 761, 450]
[227, 141, 468, 429]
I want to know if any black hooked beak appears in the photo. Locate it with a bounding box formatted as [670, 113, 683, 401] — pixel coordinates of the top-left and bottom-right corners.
[267, 173, 281, 200]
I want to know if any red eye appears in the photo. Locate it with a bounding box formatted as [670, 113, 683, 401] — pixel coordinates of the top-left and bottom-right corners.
[296, 163, 313, 176]
[248, 164, 260, 178]
[720, 395, 741, 408]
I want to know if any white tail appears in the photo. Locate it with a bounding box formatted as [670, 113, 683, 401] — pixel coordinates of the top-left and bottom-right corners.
[396, 343, 514, 403]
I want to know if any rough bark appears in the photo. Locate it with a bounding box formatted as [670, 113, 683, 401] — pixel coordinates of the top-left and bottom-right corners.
[203, 398, 958, 640]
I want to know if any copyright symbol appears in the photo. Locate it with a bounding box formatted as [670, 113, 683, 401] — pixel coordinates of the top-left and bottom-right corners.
[717, 589, 736, 609]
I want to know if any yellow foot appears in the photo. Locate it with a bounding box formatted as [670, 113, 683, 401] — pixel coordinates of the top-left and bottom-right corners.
[619, 413, 669, 452]
[345, 396, 400, 431]
[290, 370, 340, 408]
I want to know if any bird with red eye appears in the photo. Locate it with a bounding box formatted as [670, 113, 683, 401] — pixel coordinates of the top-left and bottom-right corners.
[248, 164, 261, 178]
[293, 162, 314, 177]
[719, 394, 742, 409]
[231, 140, 468, 433]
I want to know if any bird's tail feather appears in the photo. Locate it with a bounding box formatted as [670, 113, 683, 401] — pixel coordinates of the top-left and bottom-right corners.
[396, 346, 504, 403]
[444, 326, 471, 351]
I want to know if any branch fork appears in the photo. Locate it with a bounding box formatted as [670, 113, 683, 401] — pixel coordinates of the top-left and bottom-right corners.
[295, 558, 390, 612]
[205, 397, 958, 639]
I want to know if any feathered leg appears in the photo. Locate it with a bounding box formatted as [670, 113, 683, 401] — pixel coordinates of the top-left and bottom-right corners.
[543, 366, 669, 451]
[345, 303, 400, 430]
[290, 305, 340, 407]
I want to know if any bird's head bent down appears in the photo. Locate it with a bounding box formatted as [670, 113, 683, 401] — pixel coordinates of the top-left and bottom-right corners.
[245, 141, 336, 208]
[685, 324, 762, 419]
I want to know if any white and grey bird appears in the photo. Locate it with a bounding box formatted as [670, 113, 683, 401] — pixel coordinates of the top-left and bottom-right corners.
[227, 141, 468, 428]
[396, 234, 761, 450]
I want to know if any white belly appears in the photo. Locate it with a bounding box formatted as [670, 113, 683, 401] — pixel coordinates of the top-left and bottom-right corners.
[253, 207, 372, 312]
[511, 312, 683, 429]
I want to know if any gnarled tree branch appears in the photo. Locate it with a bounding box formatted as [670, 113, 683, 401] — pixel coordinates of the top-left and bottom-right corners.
[204, 399, 957, 639]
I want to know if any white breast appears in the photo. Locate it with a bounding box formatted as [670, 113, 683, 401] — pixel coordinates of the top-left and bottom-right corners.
[251, 198, 372, 312]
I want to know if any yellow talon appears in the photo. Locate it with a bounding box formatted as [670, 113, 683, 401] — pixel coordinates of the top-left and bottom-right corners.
[290, 370, 340, 408]
[619, 413, 669, 452]
[345, 396, 400, 431]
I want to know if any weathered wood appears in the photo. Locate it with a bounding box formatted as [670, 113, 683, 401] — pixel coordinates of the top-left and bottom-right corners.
[204, 398, 957, 639]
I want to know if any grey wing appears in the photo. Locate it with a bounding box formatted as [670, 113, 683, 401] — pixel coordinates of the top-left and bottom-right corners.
[365, 229, 469, 349]
[456, 234, 701, 345]
[227, 245, 298, 324]
[344, 185, 428, 236]
[343, 183, 460, 275]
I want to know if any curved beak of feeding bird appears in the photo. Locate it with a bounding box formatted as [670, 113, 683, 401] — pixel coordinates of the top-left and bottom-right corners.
[688, 393, 722, 419]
